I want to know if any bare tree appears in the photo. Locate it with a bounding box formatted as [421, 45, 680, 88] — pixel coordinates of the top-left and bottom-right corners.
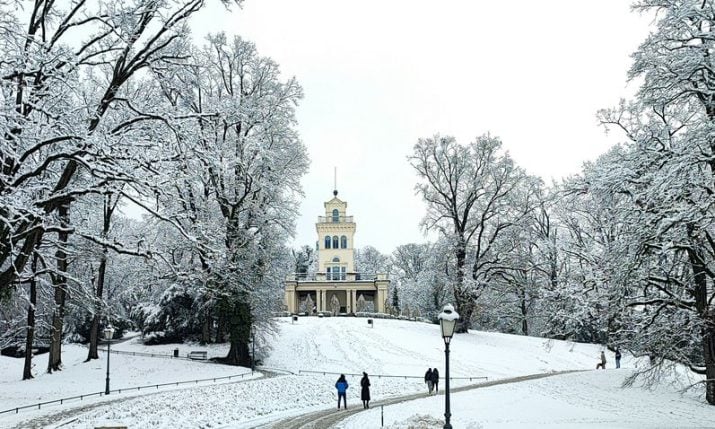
[410, 135, 533, 332]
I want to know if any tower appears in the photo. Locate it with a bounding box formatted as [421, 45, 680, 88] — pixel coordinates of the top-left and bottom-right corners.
[283, 188, 389, 315]
[316, 190, 355, 279]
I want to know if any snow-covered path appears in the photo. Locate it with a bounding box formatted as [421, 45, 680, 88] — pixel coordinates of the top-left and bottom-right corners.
[264, 371, 583, 429]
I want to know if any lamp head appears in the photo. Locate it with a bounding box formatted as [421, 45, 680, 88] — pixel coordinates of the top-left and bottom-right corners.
[103, 325, 115, 341]
[438, 304, 460, 344]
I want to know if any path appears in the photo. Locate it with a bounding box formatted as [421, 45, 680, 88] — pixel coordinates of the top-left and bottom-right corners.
[264, 370, 585, 429]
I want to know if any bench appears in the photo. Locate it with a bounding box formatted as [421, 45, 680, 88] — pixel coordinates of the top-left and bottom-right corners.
[187, 350, 208, 360]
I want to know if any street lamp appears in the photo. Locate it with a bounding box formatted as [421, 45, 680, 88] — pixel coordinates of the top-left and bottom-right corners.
[438, 304, 459, 429]
[103, 325, 115, 395]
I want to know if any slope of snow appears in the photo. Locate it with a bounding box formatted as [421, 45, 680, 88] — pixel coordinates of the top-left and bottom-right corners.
[0, 343, 253, 412]
[265, 317, 611, 378]
[340, 370, 714, 429]
[1, 317, 712, 429]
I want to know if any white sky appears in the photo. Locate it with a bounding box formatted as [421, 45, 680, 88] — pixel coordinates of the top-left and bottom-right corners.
[190, 0, 653, 254]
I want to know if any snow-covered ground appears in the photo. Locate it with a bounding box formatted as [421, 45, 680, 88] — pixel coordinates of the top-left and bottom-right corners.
[0, 342, 254, 417]
[1, 317, 713, 428]
[341, 370, 712, 429]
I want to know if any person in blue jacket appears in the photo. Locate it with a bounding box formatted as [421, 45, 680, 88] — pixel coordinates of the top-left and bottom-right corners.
[335, 374, 349, 409]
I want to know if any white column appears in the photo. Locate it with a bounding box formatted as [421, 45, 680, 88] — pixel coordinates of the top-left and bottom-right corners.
[316, 290, 321, 313]
[346, 289, 351, 312]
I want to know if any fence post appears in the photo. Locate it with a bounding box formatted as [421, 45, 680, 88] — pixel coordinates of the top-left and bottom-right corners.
[381, 405, 384, 427]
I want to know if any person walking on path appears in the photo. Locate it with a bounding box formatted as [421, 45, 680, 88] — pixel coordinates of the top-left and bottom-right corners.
[596, 351, 607, 369]
[360, 372, 371, 409]
[431, 368, 440, 394]
[335, 374, 349, 410]
[424, 368, 434, 394]
[615, 349, 622, 369]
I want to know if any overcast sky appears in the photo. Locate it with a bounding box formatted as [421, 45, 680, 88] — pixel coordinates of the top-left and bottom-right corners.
[190, 0, 653, 254]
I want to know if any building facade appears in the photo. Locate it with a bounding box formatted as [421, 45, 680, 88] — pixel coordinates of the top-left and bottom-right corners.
[284, 191, 390, 314]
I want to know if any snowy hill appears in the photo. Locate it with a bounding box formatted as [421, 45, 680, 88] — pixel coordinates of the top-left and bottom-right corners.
[1, 317, 713, 429]
[265, 316, 610, 378]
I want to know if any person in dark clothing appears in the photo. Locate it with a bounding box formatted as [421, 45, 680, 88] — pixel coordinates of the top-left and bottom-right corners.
[431, 368, 440, 394]
[596, 351, 607, 369]
[615, 349, 622, 369]
[335, 374, 349, 409]
[424, 368, 434, 394]
[360, 372, 371, 409]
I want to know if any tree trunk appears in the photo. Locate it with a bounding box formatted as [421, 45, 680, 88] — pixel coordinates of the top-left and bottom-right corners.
[47, 283, 66, 372]
[520, 289, 529, 336]
[225, 338, 251, 367]
[22, 253, 38, 380]
[47, 203, 70, 373]
[201, 307, 211, 345]
[86, 251, 107, 361]
[87, 314, 100, 360]
[223, 299, 252, 366]
[453, 283, 474, 334]
[216, 311, 226, 343]
[87, 193, 116, 361]
[686, 227, 715, 405]
[454, 244, 471, 333]
[704, 328, 715, 405]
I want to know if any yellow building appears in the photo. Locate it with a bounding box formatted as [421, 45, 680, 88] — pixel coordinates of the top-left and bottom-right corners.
[284, 190, 390, 314]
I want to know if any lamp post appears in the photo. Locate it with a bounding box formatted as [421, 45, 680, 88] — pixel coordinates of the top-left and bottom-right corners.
[438, 304, 459, 429]
[103, 325, 115, 395]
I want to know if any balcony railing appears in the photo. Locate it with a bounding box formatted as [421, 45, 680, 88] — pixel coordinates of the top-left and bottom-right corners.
[287, 272, 389, 282]
[317, 216, 354, 224]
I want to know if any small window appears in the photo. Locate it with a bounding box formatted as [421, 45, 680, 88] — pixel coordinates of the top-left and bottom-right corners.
[332, 257, 340, 263]
[341, 235, 347, 249]
[332, 209, 339, 222]
[327, 267, 332, 280]
[325, 235, 331, 249]
[341, 266, 346, 280]
[332, 235, 339, 249]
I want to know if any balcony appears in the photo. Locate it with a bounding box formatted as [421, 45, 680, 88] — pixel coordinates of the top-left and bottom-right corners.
[286, 272, 389, 282]
[317, 216, 354, 224]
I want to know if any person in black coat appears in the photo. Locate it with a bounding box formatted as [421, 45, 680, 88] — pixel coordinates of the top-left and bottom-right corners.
[424, 368, 434, 394]
[431, 368, 440, 394]
[360, 372, 371, 409]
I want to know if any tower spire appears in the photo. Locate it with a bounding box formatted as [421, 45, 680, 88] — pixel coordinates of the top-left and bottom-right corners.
[333, 167, 338, 196]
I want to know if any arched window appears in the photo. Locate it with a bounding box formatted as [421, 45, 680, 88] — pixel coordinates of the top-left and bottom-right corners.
[332, 257, 340, 263]
[325, 235, 331, 249]
[332, 235, 339, 249]
[332, 209, 339, 222]
[340, 235, 347, 249]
